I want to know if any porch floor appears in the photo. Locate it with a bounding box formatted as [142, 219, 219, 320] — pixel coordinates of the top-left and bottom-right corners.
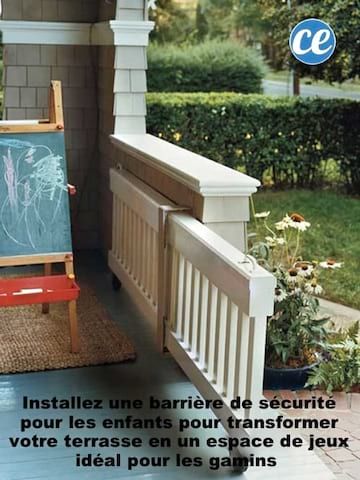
[0, 251, 334, 480]
[0, 251, 239, 480]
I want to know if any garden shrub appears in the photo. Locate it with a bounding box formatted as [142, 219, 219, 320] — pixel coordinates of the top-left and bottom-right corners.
[339, 101, 360, 193]
[147, 93, 360, 192]
[147, 41, 266, 94]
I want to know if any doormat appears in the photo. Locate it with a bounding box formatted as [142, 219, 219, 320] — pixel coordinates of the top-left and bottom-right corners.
[0, 286, 136, 374]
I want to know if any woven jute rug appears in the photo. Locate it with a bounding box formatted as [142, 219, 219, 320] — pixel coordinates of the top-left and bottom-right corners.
[0, 286, 136, 374]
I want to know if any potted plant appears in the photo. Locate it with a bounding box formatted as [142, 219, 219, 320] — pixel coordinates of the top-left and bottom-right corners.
[249, 209, 342, 390]
[306, 321, 360, 395]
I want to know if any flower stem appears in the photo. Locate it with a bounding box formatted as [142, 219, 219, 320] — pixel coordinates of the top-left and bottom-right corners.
[292, 229, 301, 264]
[264, 220, 277, 237]
[284, 230, 291, 266]
[250, 195, 258, 228]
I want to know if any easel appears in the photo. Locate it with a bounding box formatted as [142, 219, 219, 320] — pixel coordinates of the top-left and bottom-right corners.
[0, 80, 64, 134]
[0, 81, 80, 354]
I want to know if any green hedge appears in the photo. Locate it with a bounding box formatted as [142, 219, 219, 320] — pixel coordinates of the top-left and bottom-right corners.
[147, 93, 360, 193]
[147, 41, 266, 94]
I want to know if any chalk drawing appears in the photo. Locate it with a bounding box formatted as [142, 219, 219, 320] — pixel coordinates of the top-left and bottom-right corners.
[0, 140, 68, 250]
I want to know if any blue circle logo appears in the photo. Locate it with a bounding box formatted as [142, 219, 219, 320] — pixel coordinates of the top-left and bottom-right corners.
[289, 18, 336, 65]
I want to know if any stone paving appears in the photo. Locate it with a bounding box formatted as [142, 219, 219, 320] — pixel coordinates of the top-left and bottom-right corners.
[319, 298, 360, 331]
[264, 390, 360, 480]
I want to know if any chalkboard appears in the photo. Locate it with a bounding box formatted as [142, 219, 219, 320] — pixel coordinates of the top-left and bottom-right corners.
[0, 132, 72, 257]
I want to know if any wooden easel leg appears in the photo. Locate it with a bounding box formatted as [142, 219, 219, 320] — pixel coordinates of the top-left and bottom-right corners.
[68, 300, 79, 353]
[42, 263, 51, 314]
[65, 259, 79, 353]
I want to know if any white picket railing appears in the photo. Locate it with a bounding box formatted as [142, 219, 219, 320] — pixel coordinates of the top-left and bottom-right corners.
[109, 167, 175, 337]
[165, 213, 276, 409]
[109, 167, 275, 409]
[111, 170, 157, 298]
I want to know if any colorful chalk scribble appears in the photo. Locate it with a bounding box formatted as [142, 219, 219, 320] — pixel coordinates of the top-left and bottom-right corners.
[3, 148, 18, 212]
[0, 138, 68, 250]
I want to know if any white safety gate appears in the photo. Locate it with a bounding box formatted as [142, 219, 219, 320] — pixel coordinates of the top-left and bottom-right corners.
[109, 167, 335, 479]
[109, 167, 274, 411]
[165, 212, 276, 410]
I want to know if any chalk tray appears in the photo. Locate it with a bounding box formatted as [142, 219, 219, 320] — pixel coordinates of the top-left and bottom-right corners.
[0, 275, 80, 307]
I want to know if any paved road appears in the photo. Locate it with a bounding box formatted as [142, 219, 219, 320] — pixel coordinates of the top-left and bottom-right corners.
[263, 79, 360, 100]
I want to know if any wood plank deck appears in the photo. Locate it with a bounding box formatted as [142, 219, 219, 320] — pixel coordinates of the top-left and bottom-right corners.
[0, 252, 334, 479]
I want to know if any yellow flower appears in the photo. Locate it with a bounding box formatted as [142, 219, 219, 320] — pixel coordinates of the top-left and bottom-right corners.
[245, 133, 252, 140]
[158, 132, 163, 138]
[173, 132, 182, 142]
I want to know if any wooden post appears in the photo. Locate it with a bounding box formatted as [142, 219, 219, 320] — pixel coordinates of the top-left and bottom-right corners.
[65, 259, 79, 354]
[41, 263, 52, 314]
[293, 70, 300, 96]
[49, 80, 64, 129]
[68, 300, 79, 354]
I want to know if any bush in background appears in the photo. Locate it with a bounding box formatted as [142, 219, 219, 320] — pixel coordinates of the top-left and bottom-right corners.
[149, 0, 194, 44]
[147, 41, 266, 94]
[147, 93, 360, 193]
[338, 101, 360, 194]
